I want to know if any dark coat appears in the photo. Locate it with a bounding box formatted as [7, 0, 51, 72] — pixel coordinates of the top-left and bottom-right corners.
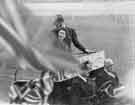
[52, 26, 86, 53]
[89, 67, 119, 89]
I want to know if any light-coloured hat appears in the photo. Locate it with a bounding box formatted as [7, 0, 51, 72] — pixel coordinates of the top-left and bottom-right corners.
[104, 58, 114, 67]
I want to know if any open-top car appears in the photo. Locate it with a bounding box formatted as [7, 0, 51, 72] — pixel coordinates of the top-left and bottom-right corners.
[9, 51, 124, 105]
[48, 51, 124, 105]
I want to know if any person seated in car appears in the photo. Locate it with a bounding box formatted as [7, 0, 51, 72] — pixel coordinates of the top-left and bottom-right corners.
[81, 58, 120, 97]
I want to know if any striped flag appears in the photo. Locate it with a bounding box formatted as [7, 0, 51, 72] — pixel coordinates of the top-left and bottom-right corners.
[0, 17, 55, 72]
[0, 0, 83, 75]
[0, 0, 56, 73]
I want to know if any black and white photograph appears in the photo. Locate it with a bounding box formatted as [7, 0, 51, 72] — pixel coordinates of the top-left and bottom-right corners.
[0, 0, 134, 105]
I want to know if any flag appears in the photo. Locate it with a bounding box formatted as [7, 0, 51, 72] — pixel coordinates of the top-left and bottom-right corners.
[0, 0, 83, 75]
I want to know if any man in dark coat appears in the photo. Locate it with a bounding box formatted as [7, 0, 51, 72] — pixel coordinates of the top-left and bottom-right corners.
[51, 14, 95, 53]
[89, 58, 120, 97]
[49, 15, 96, 105]
[51, 14, 96, 80]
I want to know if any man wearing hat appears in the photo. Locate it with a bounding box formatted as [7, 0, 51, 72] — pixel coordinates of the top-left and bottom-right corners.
[104, 58, 116, 78]
[51, 14, 96, 80]
[88, 58, 120, 97]
[52, 14, 95, 53]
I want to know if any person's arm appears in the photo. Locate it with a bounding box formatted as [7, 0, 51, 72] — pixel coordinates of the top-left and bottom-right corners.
[71, 29, 87, 53]
[71, 29, 96, 54]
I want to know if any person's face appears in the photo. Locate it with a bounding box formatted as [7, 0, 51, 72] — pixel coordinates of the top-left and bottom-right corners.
[105, 65, 113, 71]
[84, 61, 92, 69]
[58, 30, 66, 41]
[86, 63, 92, 69]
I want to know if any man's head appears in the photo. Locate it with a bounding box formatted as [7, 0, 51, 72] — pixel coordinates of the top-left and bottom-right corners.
[80, 60, 92, 70]
[54, 14, 64, 28]
[104, 58, 114, 70]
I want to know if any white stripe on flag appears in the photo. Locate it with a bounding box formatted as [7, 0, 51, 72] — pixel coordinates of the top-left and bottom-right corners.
[5, 0, 27, 44]
[0, 17, 25, 46]
[0, 36, 15, 56]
